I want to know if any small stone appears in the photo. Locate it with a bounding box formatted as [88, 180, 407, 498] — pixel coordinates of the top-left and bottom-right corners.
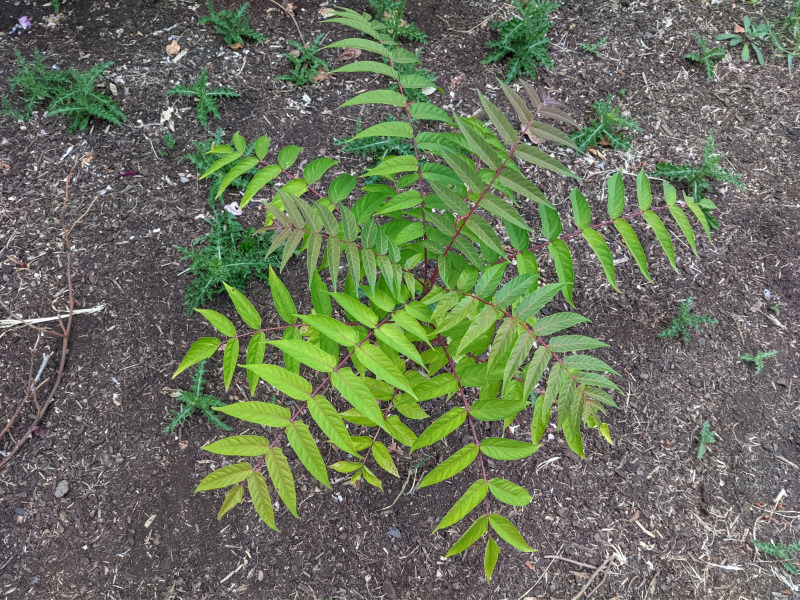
[776, 378, 787, 387]
[639, 372, 649, 381]
[388, 526, 402, 539]
[54, 480, 69, 498]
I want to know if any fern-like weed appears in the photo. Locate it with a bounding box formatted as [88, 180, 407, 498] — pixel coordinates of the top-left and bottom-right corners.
[164, 361, 230, 433]
[578, 36, 607, 56]
[571, 93, 640, 155]
[658, 297, 717, 343]
[696, 421, 717, 459]
[753, 538, 800, 574]
[367, 0, 427, 43]
[483, 0, 560, 83]
[278, 34, 330, 86]
[166, 70, 240, 129]
[685, 34, 726, 81]
[199, 0, 264, 46]
[740, 350, 776, 375]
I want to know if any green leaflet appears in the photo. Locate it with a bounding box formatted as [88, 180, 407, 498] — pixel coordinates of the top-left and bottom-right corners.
[301, 314, 360, 346]
[558, 383, 585, 458]
[222, 338, 238, 390]
[480, 438, 539, 461]
[303, 157, 338, 185]
[514, 283, 565, 321]
[287, 421, 331, 488]
[353, 121, 413, 140]
[265, 446, 298, 517]
[531, 312, 590, 336]
[248, 471, 277, 531]
[328, 173, 357, 203]
[488, 478, 532, 506]
[330, 292, 378, 328]
[214, 401, 291, 427]
[267, 339, 338, 373]
[643, 210, 678, 271]
[174, 337, 221, 377]
[364, 155, 418, 179]
[203, 435, 270, 456]
[325, 38, 391, 59]
[582, 229, 619, 291]
[217, 484, 244, 520]
[539, 202, 562, 240]
[418, 444, 478, 489]
[561, 354, 619, 375]
[522, 346, 551, 401]
[489, 514, 535, 552]
[375, 324, 425, 368]
[254, 133, 270, 160]
[355, 342, 416, 397]
[570, 187, 591, 230]
[340, 89, 408, 108]
[444, 514, 489, 556]
[195, 309, 236, 338]
[277, 145, 303, 170]
[268, 267, 297, 324]
[484, 537, 500, 582]
[515, 143, 579, 179]
[329, 60, 398, 78]
[547, 335, 609, 353]
[245, 332, 266, 396]
[224, 283, 262, 330]
[331, 368, 386, 427]
[307, 395, 359, 456]
[411, 406, 467, 452]
[637, 170, 652, 210]
[479, 92, 517, 146]
[372, 441, 399, 477]
[217, 157, 259, 200]
[362, 465, 383, 491]
[493, 273, 538, 308]
[502, 331, 535, 389]
[408, 101, 452, 123]
[195, 462, 253, 491]
[548, 239, 575, 306]
[607, 170, 625, 219]
[241, 164, 281, 207]
[240, 364, 312, 401]
[613, 219, 653, 282]
[454, 306, 499, 357]
[668, 204, 698, 256]
[384, 414, 417, 446]
[437, 480, 489, 531]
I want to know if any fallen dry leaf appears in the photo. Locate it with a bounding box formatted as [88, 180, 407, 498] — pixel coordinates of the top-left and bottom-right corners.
[229, 42, 243, 50]
[166, 39, 180, 57]
[337, 47, 362, 61]
[318, 7, 336, 18]
[313, 70, 332, 83]
[734, 24, 745, 34]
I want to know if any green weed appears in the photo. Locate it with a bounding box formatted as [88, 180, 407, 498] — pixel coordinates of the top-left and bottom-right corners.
[753, 538, 800, 574]
[578, 36, 607, 56]
[658, 297, 717, 343]
[199, 0, 264, 46]
[696, 421, 717, 459]
[164, 360, 230, 433]
[571, 94, 640, 155]
[685, 34, 726, 81]
[166, 70, 240, 129]
[740, 350, 776, 374]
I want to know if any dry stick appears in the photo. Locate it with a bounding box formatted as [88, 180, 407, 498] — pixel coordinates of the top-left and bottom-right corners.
[267, 0, 304, 45]
[0, 344, 37, 441]
[0, 160, 89, 471]
[570, 554, 615, 600]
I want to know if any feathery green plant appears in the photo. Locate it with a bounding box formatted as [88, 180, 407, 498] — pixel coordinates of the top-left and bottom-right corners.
[578, 36, 607, 56]
[753, 538, 800, 575]
[1, 50, 125, 133]
[695, 421, 717, 459]
[52, 0, 61, 13]
[740, 350, 776, 374]
[483, 0, 560, 83]
[367, 0, 427, 43]
[177, 211, 280, 311]
[571, 94, 640, 155]
[279, 34, 330, 86]
[166, 70, 240, 129]
[658, 297, 717, 343]
[685, 34, 726, 81]
[199, 0, 264, 46]
[175, 8, 717, 581]
[164, 361, 230, 433]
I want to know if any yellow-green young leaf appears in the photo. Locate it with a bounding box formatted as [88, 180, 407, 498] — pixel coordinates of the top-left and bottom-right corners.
[328, 173, 357, 203]
[201, 151, 242, 180]
[267, 340, 338, 373]
[330, 461, 362, 473]
[222, 338, 239, 390]
[375, 324, 425, 368]
[277, 145, 303, 170]
[599, 422, 613, 445]
[488, 478, 531, 506]
[607, 170, 626, 219]
[308, 395, 359, 456]
[667, 204, 698, 256]
[301, 314, 360, 346]
[408, 101, 452, 123]
[484, 537, 500, 582]
[444, 515, 489, 557]
[173, 337, 221, 377]
[570, 187, 591, 230]
[371, 441, 399, 477]
[418, 444, 478, 489]
[248, 472, 277, 531]
[232, 132, 246, 153]
[330, 60, 398, 78]
[613, 218, 652, 283]
[331, 369, 386, 427]
[217, 157, 260, 200]
[223, 283, 262, 330]
[480, 438, 539, 461]
[267, 267, 297, 324]
[241, 164, 281, 208]
[214, 401, 291, 427]
[340, 89, 408, 108]
[411, 407, 467, 453]
[241, 364, 312, 401]
[384, 415, 417, 447]
[265, 447, 298, 517]
[325, 38, 391, 58]
[636, 170, 652, 210]
[437, 480, 489, 531]
[581, 229, 620, 292]
[245, 332, 266, 396]
[531, 312, 590, 337]
[195, 462, 253, 491]
[254, 133, 270, 160]
[355, 342, 416, 398]
[303, 157, 338, 185]
[685, 196, 713, 241]
[361, 465, 383, 491]
[287, 421, 331, 488]
[391, 311, 432, 346]
[195, 309, 236, 338]
[364, 155, 418, 179]
[503, 331, 535, 389]
[643, 210, 677, 271]
[217, 484, 244, 520]
[280, 326, 301, 374]
[548, 239, 575, 306]
[330, 292, 378, 328]
[353, 121, 413, 140]
[489, 514, 536, 552]
[203, 435, 270, 456]
[558, 383, 584, 458]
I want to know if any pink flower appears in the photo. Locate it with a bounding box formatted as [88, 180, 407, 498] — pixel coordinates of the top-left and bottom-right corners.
[18, 16, 32, 29]
[224, 202, 243, 216]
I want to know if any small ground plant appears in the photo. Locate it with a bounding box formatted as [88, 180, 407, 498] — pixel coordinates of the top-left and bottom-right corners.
[740, 350, 776, 374]
[696, 421, 717, 459]
[1, 49, 125, 133]
[579, 36, 607, 56]
[199, 0, 264, 46]
[685, 34, 726, 81]
[571, 93, 640, 155]
[164, 360, 230, 433]
[279, 35, 330, 86]
[366, 0, 427, 43]
[483, 0, 560, 82]
[175, 9, 716, 581]
[753, 538, 800, 574]
[167, 70, 240, 129]
[659, 297, 717, 342]
[716, 16, 775, 65]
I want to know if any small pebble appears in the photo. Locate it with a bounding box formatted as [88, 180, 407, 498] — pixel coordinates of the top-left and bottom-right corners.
[54, 480, 69, 498]
[388, 526, 402, 539]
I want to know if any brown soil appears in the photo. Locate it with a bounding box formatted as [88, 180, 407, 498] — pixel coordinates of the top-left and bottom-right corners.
[1, 0, 799, 599]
